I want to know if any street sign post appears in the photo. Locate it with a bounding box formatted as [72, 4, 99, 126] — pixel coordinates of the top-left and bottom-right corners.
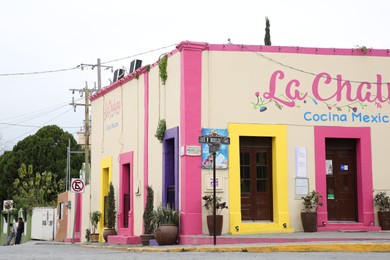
[199, 132, 230, 245]
[71, 178, 85, 193]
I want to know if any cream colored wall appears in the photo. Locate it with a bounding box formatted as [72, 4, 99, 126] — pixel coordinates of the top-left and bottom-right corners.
[89, 52, 182, 236]
[287, 126, 315, 231]
[201, 50, 390, 229]
[81, 185, 91, 241]
[90, 95, 103, 217]
[90, 77, 146, 236]
[147, 54, 181, 208]
[203, 51, 390, 127]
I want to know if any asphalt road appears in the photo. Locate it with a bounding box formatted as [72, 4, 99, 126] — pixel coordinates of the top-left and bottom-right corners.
[1, 243, 390, 260]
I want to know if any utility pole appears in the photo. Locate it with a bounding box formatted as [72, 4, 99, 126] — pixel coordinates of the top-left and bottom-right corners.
[71, 59, 112, 184]
[78, 58, 112, 90]
[69, 82, 94, 185]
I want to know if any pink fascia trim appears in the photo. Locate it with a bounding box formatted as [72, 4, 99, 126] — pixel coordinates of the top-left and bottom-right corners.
[91, 41, 389, 102]
[90, 50, 179, 102]
[207, 43, 390, 57]
[119, 152, 134, 236]
[314, 126, 375, 227]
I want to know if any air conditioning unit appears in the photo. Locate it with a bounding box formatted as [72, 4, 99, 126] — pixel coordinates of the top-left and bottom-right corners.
[113, 69, 125, 82]
[129, 59, 142, 73]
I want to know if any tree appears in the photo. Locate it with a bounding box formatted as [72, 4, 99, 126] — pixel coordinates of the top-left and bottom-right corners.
[0, 125, 83, 208]
[12, 163, 64, 211]
[264, 16, 271, 46]
[106, 182, 116, 229]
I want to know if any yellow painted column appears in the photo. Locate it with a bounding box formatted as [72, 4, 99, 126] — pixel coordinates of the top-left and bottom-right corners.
[228, 123, 294, 234]
[99, 156, 112, 241]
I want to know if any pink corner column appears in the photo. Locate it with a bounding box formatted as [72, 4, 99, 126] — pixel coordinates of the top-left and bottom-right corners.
[177, 41, 208, 235]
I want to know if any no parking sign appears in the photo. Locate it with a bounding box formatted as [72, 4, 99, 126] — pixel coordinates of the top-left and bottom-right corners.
[71, 178, 85, 193]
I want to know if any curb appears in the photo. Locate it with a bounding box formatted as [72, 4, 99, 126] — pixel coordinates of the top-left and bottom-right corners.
[81, 242, 390, 253]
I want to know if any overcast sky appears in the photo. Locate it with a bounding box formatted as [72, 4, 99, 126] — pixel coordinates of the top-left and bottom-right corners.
[1, 0, 389, 153]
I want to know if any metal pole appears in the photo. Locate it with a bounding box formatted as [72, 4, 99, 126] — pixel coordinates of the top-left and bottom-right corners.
[212, 152, 216, 246]
[84, 83, 90, 185]
[67, 139, 70, 191]
[97, 58, 102, 90]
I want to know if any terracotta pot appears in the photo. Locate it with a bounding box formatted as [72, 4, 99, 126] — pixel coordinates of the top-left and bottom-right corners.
[207, 215, 223, 236]
[301, 212, 317, 232]
[155, 224, 179, 245]
[378, 211, 390, 230]
[89, 233, 99, 243]
[103, 228, 117, 242]
[140, 233, 155, 246]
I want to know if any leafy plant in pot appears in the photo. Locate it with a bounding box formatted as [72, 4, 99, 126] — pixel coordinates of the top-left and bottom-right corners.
[301, 190, 323, 232]
[374, 191, 390, 230]
[151, 204, 180, 245]
[202, 194, 228, 236]
[140, 185, 155, 246]
[89, 211, 101, 242]
[103, 182, 117, 242]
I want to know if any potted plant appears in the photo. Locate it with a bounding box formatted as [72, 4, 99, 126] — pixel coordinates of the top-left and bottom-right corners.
[103, 182, 117, 242]
[140, 185, 155, 246]
[374, 191, 390, 230]
[202, 194, 228, 236]
[89, 211, 101, 242]
[301, 190, 323, 232]
[151, 204, 180, 245]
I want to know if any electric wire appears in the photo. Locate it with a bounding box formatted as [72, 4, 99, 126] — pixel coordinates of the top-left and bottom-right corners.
[101, 43, 177, 65]
[0, 43, 178, 77]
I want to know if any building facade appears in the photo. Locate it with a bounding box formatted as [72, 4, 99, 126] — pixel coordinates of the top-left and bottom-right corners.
[86, 41, 390, 243]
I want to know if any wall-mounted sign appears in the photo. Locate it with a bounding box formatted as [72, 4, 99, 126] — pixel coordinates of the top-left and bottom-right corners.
[204, 173, 223, 191]
[295, 147, 307, 178]
[340, 165, 348, 171]
[295, 178, 309, 197]
[186, 146, 201, 156]
[201, 128, 229, 169]
[326, 160, 333, 175]
[328, 194, 335, 199]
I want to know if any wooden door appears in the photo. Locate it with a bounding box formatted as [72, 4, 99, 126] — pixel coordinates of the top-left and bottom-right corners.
[240, 137, 273, 221]
[326, 138, 357, 221]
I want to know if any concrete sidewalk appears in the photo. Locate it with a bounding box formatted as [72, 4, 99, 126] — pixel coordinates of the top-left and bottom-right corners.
[80, 231, 390, 253]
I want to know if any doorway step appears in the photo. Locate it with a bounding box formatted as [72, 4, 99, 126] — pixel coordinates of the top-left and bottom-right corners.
[317, 222, 381, 232]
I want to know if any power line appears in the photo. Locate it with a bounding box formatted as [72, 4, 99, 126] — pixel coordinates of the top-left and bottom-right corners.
[0, 43, 178, 77]
[0, 67, 78, 77]
[1, 107, 77, 148]
[101, 43, 177, 64]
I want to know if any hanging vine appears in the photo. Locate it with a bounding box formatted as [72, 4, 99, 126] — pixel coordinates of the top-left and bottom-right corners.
[155, 119, 166, 143]
[158, 55, 168, 85]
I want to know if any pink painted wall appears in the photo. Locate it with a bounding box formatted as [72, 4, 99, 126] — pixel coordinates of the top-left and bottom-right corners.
[118, 152, 134, 236]
[177, 42, 208, 235]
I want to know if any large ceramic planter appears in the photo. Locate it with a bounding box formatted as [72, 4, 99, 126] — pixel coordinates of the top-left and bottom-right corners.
[378, 211, 390, 230]
[155, 224, 178, 245]
[140, 233, 155, 246]
[103, 228, 117, 242]
[301, 212, 317, 232]
[206, 215, 223, 236]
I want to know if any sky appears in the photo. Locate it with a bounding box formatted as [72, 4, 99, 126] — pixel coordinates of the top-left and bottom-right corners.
[1, 0, 390, 153]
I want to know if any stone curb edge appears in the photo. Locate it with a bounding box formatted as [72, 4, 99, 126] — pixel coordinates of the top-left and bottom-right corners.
[81, 243, 390, 253]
